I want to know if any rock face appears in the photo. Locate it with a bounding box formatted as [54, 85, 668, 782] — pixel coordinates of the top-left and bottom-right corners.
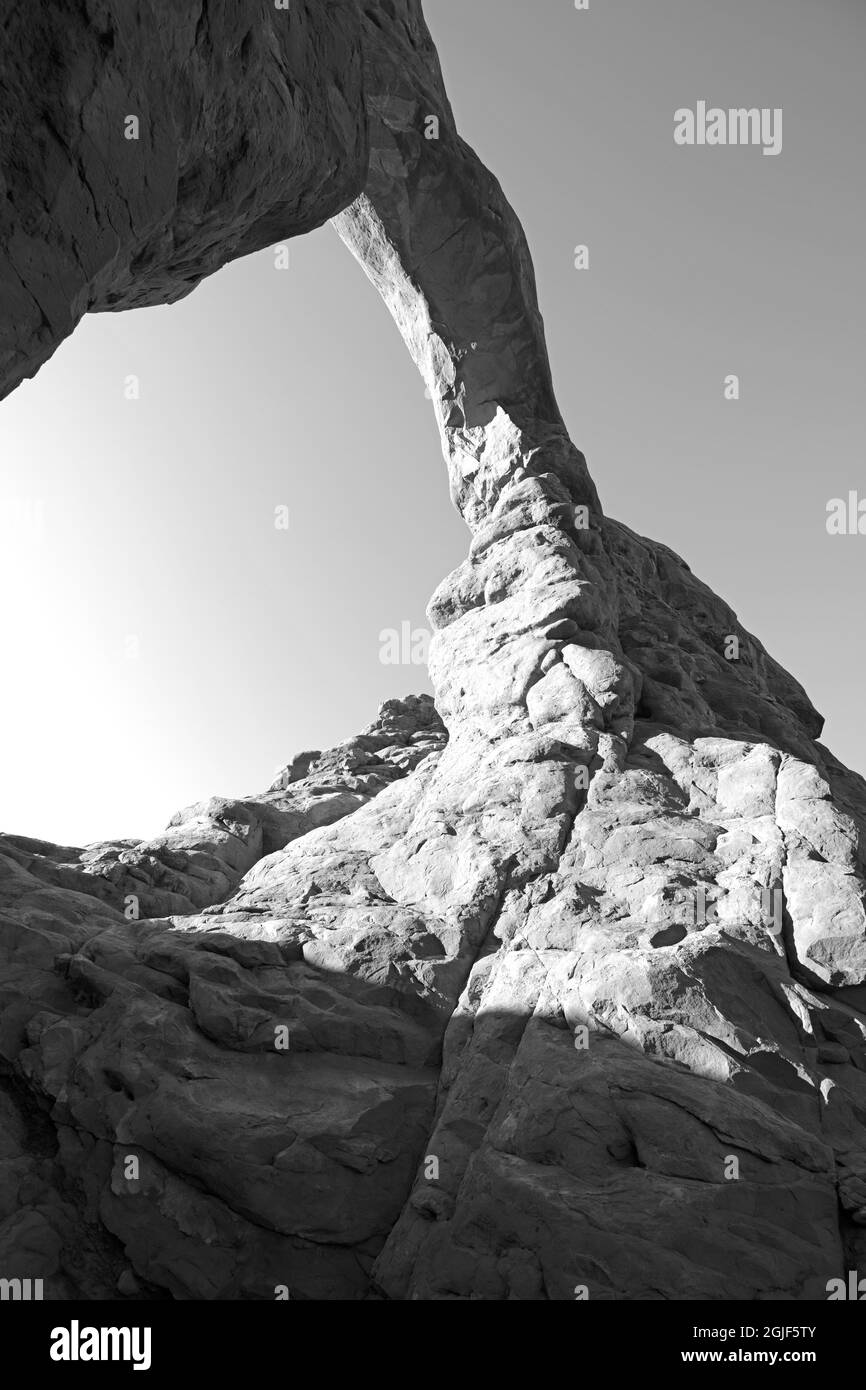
[0, 0, 366, 398]
[2, 0, 866, 1300]
[0, 694, 448, 1298]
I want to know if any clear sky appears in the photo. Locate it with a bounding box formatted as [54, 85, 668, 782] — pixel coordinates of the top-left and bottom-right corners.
[1, 0, 863, 846]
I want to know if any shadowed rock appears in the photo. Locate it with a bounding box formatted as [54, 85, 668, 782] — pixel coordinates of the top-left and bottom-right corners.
[0, 0, 367, 397]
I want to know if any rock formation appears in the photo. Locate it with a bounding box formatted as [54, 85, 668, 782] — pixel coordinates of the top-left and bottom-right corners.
[0, 0, 366, 398]
[2, 0, 865, 1300]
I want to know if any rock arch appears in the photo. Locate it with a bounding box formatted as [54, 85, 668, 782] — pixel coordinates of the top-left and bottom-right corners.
[0, 0, 864, 1301]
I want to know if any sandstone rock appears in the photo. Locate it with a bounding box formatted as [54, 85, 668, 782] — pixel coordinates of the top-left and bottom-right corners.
[1, 0, 865, 1304]
[0, 0, 367, 398]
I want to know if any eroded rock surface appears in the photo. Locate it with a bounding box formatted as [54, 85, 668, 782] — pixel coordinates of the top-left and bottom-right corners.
[0, 695, 446, 1297]
[0, 0, 367, 398]
[2, 0, 865, 1300]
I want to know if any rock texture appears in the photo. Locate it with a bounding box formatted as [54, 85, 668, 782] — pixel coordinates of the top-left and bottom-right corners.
[0, 696, 446, 1297]
[2, 0, 866, 1301]
[0, 0, 367, 397]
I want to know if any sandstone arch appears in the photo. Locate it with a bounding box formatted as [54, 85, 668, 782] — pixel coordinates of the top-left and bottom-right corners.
[1, 0, 865, 1300]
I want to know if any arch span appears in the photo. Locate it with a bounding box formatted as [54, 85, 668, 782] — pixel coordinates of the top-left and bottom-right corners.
[0, 0, 865, 1302]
